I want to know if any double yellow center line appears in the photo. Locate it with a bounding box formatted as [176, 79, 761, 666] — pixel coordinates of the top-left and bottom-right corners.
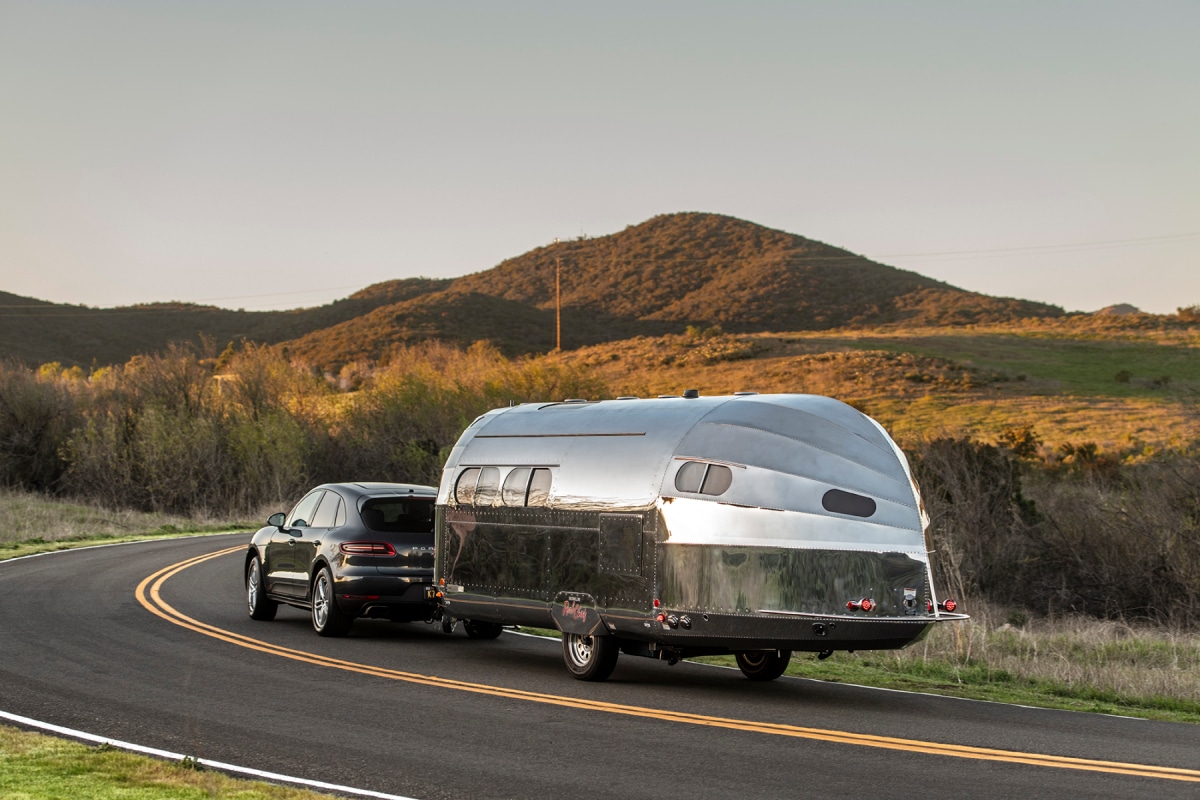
[137, 546, 1200, 783]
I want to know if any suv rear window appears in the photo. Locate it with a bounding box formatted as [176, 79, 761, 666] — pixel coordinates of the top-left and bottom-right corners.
[361, 498, 434, 533]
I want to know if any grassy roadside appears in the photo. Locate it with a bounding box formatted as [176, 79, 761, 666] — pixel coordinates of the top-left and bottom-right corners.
[0, 724, 341, 800]
[0, 487, 256, 562]
[516, 623, 1200, 724]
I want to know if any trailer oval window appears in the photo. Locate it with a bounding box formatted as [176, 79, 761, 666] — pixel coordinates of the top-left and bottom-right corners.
[674, 461, 732, 497]
[475, 467, 501, 506]
[822, 488, 877, 518]
[527, 468, 552, 506]
[675, 461, 706, 493]
[502, 468, 531, 506]
[701, 464, 732, 495]
[455, 468, 481, 505]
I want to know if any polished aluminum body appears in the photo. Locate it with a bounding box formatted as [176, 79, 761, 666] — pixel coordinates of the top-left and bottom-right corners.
[435, 393, 963, 658]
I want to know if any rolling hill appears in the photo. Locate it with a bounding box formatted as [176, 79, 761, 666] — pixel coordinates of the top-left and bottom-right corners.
[1, 213, 1066, 369]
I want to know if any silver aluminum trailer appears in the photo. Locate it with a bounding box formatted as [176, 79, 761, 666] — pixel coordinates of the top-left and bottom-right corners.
[434, 392, 965, 681]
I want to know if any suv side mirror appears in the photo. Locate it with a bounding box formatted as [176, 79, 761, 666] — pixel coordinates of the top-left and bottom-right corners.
[268, 512, 286, 528]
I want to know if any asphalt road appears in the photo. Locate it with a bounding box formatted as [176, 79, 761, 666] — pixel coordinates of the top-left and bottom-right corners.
[2, 533, 1198, 800]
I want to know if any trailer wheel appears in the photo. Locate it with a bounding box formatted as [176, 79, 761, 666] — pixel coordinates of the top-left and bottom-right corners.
[735, 650, 791, 681]
[562, 632, 619, 681]
[463, 620, 504, 639]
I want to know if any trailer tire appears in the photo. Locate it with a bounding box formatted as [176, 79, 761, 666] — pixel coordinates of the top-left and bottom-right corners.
[735, 649, 791, 681]
[562, 632, 619, 681]
[463, 620, 503, 639]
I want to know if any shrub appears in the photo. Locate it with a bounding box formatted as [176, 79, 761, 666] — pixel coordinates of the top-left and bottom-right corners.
[0, 363, 79, 491]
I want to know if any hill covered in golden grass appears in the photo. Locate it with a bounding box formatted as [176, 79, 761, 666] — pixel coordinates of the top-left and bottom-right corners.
[2, 213, 1067, 369]
[281, 213, 1066, 369]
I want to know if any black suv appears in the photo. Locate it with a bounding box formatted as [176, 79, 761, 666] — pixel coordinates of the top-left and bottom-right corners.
[245, 482, 438, 636]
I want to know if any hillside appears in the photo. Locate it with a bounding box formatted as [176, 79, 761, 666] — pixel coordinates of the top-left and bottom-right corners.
[1, 213, 1066, 368]
[454, 213, 1063, 331]
[552, 324, 1200, 450]
[0, 278, 448, 368]
[283, 214, 1065, 369]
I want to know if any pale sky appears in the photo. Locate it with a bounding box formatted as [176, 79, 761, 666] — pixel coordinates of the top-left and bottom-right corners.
[1, 2, 1197, 314]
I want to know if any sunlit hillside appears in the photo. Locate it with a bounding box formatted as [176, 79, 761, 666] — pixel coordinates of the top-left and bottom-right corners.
[552, 321, 1200, 452]
[0, 213, 1066, 369]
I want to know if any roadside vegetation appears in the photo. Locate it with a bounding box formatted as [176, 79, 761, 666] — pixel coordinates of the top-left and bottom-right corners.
[0, 487, 251, 561]
[2, 329, 1198, 719]
[0, 724, 338, 799]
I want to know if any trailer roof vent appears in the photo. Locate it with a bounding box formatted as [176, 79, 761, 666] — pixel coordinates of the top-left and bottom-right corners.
[682, 389, 700, 399]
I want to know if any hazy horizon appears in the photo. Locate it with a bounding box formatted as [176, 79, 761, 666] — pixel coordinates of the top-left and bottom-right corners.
[2, 2, 1197, 315]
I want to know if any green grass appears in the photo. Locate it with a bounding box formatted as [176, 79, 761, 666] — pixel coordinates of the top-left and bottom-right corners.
[0, 724, 339, 799]
[689, 653, 1200, 722]
[514, 621, 1200, 724]
[833, 331, 1200, 397]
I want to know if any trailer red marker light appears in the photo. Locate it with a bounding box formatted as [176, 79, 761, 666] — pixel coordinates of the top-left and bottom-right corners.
[861, 598, 873, 612]
[653, 598, 660, 608]
[941, 599, 957, 612]
[846, 598, 874, 612]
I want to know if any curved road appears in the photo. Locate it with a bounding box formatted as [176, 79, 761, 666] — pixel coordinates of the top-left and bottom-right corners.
[2, 534, 1199, 799]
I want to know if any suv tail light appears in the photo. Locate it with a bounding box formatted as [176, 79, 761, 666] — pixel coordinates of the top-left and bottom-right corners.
[340, 541, 397, 556]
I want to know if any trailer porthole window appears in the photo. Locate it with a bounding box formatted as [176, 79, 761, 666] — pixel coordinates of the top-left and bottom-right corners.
[675, 461, 706, 493]
[475, 467, 501, 506]
[502, 468, 531, 506]
[701, 464, 733, 495]
[527, 468, 553, 506]
[455, 468, 481, 505]
[675, 461, 732, 497]
[822, 488, 877, 518]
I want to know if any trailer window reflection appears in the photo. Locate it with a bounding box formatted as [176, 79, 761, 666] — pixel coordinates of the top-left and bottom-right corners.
[475, 467, 500, 505]
[502, 468, 531, 506]
[527, 468, 552, 506]
[455, 468, 481, 504]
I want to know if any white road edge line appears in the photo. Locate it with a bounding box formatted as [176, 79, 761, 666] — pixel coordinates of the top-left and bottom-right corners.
[0, 709, 419, 800]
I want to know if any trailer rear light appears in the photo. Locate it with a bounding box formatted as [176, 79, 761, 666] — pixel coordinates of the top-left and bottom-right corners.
[656, 613, 667, 623]
[339, 541, 397, 556]
[846, 598, 874, 612]
[927, 599, 959, 612]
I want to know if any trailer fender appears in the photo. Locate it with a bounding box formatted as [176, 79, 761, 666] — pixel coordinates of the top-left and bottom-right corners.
[551, 591, 608, 636]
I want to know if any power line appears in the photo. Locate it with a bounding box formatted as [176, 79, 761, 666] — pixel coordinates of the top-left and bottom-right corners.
[881, 232, 1200, 260]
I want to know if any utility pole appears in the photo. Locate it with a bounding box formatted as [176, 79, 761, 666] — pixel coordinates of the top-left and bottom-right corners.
[554, 238, 562, 351]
